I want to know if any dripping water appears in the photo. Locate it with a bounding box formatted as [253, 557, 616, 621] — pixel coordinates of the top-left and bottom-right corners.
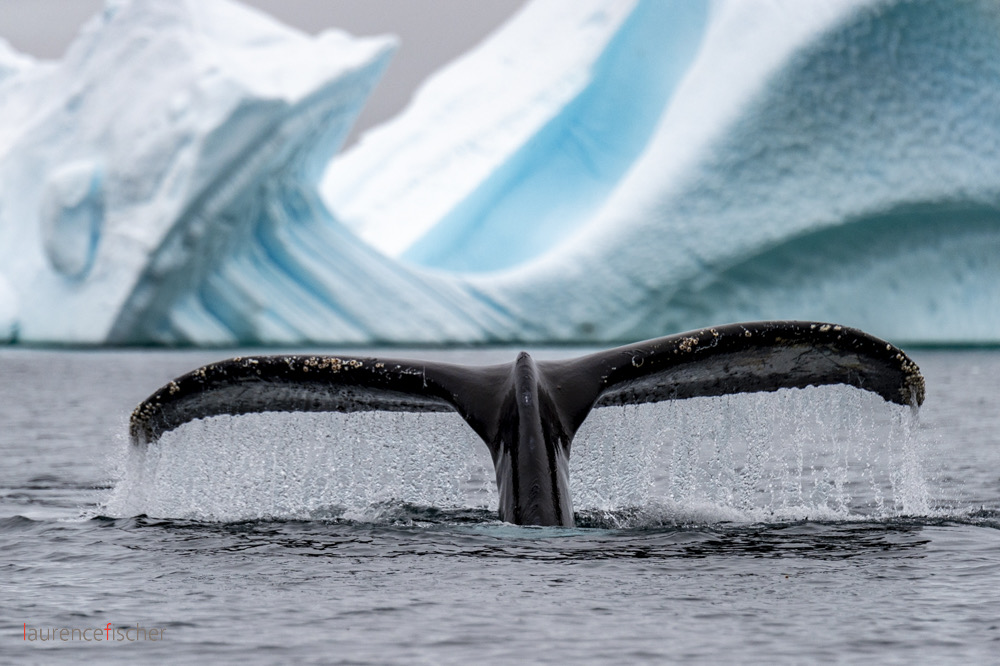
[572, 385, 925, 527]
[105, 411, 496, 522]
[106, 385, 924, 525]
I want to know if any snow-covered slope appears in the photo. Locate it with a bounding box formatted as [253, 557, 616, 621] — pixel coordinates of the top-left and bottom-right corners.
[2, 0, 998, 345]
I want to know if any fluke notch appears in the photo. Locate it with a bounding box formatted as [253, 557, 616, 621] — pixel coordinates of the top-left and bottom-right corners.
[130, 321, 924, 526]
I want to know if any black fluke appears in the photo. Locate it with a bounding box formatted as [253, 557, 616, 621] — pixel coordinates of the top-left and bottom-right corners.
[129, 321, 925, 527]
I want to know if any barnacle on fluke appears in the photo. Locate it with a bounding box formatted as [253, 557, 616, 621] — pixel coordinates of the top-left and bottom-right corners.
[130, 321, 924, 526]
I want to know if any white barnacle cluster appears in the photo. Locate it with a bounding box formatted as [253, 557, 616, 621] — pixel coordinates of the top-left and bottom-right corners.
[130, 401, 156, 423]
[678, 336, 700, 353]
[241, 357, 261, 375]
[300, 356, 364, 374]
[893, 352, 925, 402]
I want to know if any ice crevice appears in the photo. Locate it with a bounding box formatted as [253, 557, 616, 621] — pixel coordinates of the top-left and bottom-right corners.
[0, 0, 998, 345]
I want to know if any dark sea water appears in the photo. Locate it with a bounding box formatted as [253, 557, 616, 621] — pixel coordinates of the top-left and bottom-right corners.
[2, 348, 999, 664]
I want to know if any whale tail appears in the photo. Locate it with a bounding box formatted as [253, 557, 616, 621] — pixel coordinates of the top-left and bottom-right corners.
[129, 321, 924, 525]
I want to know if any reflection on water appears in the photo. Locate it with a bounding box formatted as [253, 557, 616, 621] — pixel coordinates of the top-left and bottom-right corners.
[96, 512, 943, 563]
[3, 349, 1000, 666]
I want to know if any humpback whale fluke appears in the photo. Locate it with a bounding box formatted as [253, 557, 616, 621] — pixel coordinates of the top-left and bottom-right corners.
[129, 321, 924, 526]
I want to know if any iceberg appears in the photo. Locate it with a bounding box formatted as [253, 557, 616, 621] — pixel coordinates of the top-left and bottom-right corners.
[0, 273, 16, 342]
[1, 0, 999, 345]
[0, 0, 396, 343]
[322, 0, 709, 271]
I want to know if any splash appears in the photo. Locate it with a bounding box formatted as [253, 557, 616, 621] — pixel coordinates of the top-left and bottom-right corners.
[105, 411, 495, 522]
[106, 385, 926, 525]
[572, 385, 927, 527]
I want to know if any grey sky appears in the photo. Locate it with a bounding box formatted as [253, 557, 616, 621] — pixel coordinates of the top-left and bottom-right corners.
[0, 0, 526, 144]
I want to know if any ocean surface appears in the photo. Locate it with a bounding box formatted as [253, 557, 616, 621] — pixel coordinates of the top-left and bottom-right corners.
[2, 347, 999, 664]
